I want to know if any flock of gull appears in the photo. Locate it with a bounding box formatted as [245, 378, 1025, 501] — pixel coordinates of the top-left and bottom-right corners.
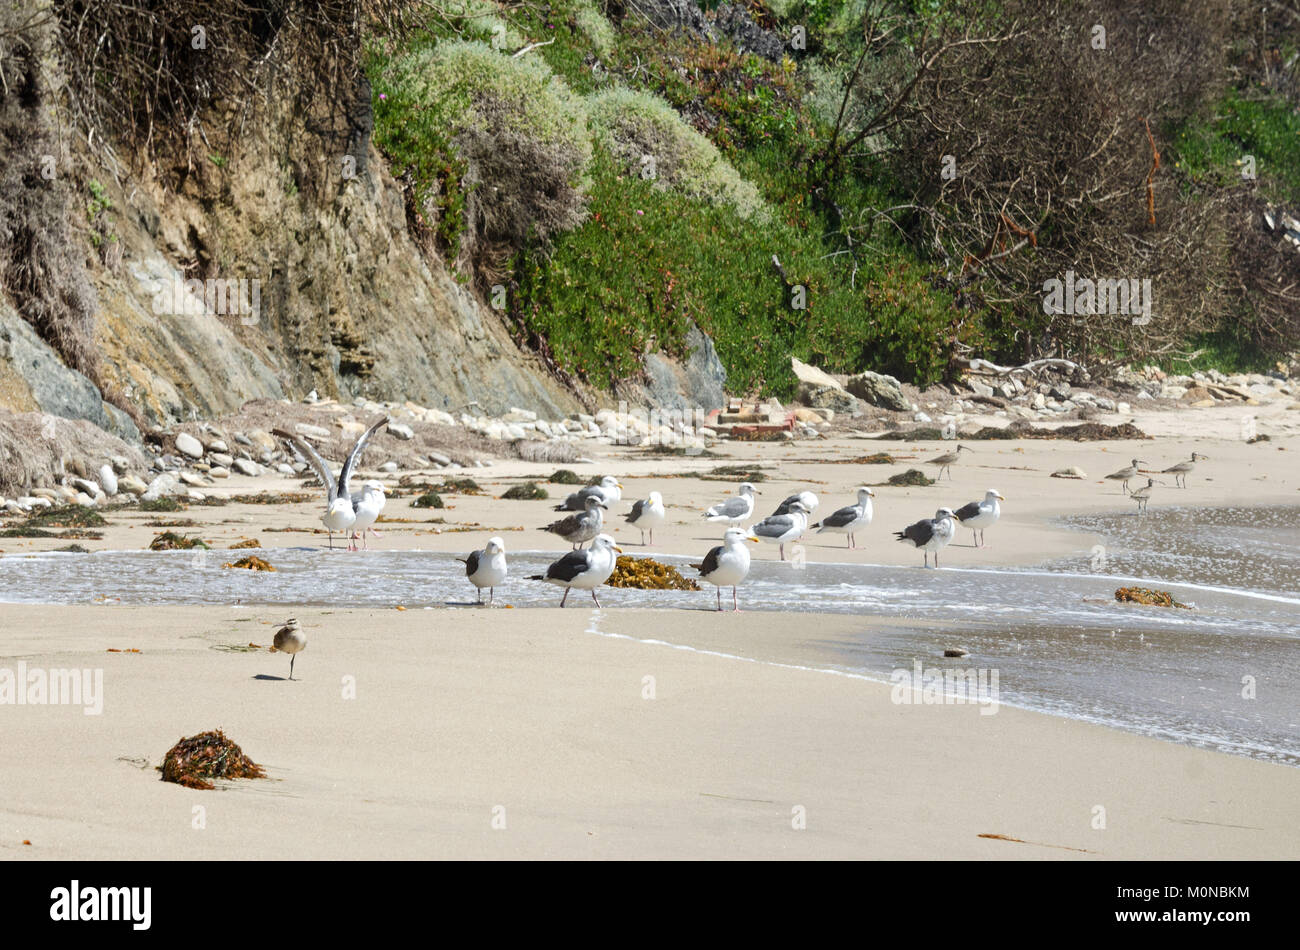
[256, 423, 1211, 677]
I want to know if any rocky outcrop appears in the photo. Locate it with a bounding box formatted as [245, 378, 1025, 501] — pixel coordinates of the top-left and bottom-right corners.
[847, 370, 911, 411]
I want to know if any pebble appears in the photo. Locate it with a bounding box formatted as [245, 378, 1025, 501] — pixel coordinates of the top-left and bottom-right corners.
[232, 458, 259, 477]
[175, 432, 204, 459]
[388, 423, 414, 440]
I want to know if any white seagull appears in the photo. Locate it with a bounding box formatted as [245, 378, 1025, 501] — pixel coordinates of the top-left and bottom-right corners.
[458, 536, 507, 604]
[350, 480, 387, 550]
[554, 475, 623, 511]
[529, 533, 621, 607]
[694, 528, 759, 611]
[894, 508, 957, 568]
[750, 500, 810, 561]
[625, 491, 666, 545]
[813, 487, 874, 548]
[705, 482, 758, 524]
[274, 418, 387, 550]
[952, 489, 1004, 548]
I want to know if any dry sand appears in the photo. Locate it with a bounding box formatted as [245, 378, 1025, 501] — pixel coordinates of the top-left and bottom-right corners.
[1, 401, 1297, 859]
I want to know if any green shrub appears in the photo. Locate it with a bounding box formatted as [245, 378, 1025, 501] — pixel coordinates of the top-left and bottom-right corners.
[370, 40, 592, 269]
[587, 88, 768, 221]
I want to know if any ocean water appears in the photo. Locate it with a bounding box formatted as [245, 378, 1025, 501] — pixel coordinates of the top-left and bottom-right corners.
[0, 505, 1296, 765]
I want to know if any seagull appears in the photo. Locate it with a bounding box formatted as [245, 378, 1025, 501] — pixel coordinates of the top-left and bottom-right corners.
[544, 495, 607, 549]
[625, 491, 665, 545]
[1104, 459, 1147, 494]
[705, 482, 758, 524]
[952, 489, 1004, 548]
[273, 418, 387, 550]
[458, 536, 507, 604]
[271, 618, 306, 680]
[771, 490, 819, 517]
[894, 508, 957, 568]
[812, 487, 874, 548]
[529, 533, 621, 607]
[750, 500, 810, 561]
[694, 528, 758, 611]
[554, 475, 623, 511]
[926, 444, 970, 480]
[1162, 452, 1207, 489]
[349, 480, 387, 550]
[1130, 478, 1160, 513]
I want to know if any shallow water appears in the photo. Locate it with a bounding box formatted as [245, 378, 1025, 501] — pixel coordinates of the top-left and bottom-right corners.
[1, 506, 1296, 765]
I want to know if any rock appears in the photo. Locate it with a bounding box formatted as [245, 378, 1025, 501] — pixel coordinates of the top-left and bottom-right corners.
[791, 357, 843, 390]
[380, 461, 399, 473]
[119, 475, 149, 495]
[70, 477, 101, 497]
[943, 648, 969, 658]
[232, 458, 259, 476]
[234, 433, 253, 447]
[1116, 402, 1131, 414]
[1032, 392, 1046, 409]
[98, 464, 118, 496]
[968, 380, 995, 398]
[1051, 467, 1087, 479]
[179, 471, 209, 488]
[293, 423, 330, 441]
[110, 456, 130, 474]
[914, 411, 932, 423]
[206, 439, 228, 453]
[276, 463, 295, 475]
[427, 450, 451, 466]
[210, 467, 230, 478]
[142, 473, 181, 500]
[74, 491, 96, 507]
[801, 384, 858, 413]
[388, 422, 414, 440]
[846, 371, 910, 411]
[211, 452, 234, 468]
[175, 432, 204, 459]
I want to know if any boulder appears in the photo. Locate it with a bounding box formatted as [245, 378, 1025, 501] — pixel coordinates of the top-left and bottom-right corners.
[791, 357, 843, 390]
[845, 371, 909, 411]
[801, 384, 858, 413]
[175, 432, 204, 459]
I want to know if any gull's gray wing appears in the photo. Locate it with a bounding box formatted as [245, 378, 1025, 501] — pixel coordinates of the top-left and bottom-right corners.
[338, 418, 388, 499]
[272, 428, 338, 503]
[819, 504, 861, 528]
[952, 501, 983, 523]
[753, 514, 794, 538]
[707, 495, 750, 519]
[697, 545, 723, 578]
[464, 549, 481, 577]
[546, 549, 592, 583]
[894, 519, 935, 547]
[626, 499, 646, 524]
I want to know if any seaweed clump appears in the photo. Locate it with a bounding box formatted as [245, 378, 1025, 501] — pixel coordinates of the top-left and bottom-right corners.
[549, 469, 582, 484]
[886, 469, 934, 487]
[26, 506, 107, 528]
[436, 478, 482, 494]
[607, 555, 700, 590]
[140, 497, 183, 512]
[704, 465, 767, 482]
[1115, 587, 1189, 608]
[501, 481, 548, 500]
[159, 729, 267, 790]
[412, 492, 445, 509]
[149, 531, 209, 550]
[229, 538, 262, 549]
[223, 555, 276, 571]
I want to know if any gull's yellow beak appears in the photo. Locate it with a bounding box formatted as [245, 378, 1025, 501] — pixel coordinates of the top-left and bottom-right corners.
[997, 493, 1006, 500]
[747, 535, 760, 543]
[613, 546, 623, 554]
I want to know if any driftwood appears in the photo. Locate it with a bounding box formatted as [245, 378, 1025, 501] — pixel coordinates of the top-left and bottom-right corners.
[961, 358, 1088, 378]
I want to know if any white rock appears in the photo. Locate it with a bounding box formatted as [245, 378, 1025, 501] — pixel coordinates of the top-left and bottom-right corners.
[98, 464, 119, 496]
[914, 412, 932, 423]
[71, 477, 101, 497]
[119, 475, 149, 495]
[187, 491, 206, 502]
[1116, 402, 1130, 414]
[211, 452, 235, 468]
[210, 467, 231, 478]
[232, 458, 259, 477]
[380, 461, 399, 473]
[388, 423, 415, 440]
[175, 432, 204, 459]
[276, 463, 295, 475]
[142, 473, 180, 500]
[294, 423, 330, 440]
[206, 439, 229, 453]
[179, 472, 208, 488]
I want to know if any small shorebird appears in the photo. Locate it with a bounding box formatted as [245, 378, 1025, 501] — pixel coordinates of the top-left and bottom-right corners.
[894, 508, 957, 568]
[953, 489, 1004, 548]
[554, 475, 623, 511]
[694, 528, 758, 611]
[704, 482, 758, 524]
[544, 495, 606, 549]
[271, 618, 306, 680]
[349, 480, 387, 550]
[751, 500, 811, 561]
[1104, 458, 1146, 494]
[813, 487, 874, 548]
[625, 491, 666, 545]
[1161, 452, 1207, 489]
[529, 534, 621, 607]
[926, 445, 970, 480]
[1130, 478, 1159, 513]
[459, 536, 507, 604]
[274, 418, 388, 550]
[771, 490, 819, 517]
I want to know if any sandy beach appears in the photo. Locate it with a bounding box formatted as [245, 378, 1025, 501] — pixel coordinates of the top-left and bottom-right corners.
[2, 400, 1298, 860]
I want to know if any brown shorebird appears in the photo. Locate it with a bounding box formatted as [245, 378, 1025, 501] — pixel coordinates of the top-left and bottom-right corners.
[271, 618, 306, 680]
[926, 444, 970, 480]
[1130, 478, 1160, 513]
[1104, 458, 1146, 494]
[1162, 452, 1207, 489]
